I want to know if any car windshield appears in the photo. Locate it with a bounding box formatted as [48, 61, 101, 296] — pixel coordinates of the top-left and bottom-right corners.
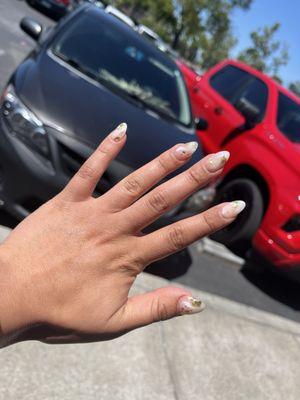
[50, 10, 191, 126]
[277, 93, 300, 143]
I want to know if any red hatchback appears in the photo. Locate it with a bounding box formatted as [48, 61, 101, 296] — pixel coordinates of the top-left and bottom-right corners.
[179, 59, 300, 276]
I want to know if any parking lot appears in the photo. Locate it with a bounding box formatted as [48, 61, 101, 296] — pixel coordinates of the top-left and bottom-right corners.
[0, 0, 299, 325]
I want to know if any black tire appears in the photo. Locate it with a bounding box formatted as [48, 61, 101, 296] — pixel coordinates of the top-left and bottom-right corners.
[211, 178, 264, 257]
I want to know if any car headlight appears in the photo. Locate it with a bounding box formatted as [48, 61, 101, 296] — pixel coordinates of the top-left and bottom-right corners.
[1, 84, 49, 157]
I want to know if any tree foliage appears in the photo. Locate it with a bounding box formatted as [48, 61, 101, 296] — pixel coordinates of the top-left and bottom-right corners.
[111, 0, 253, 68]
[289, 81, 300, 97]
[109, 0, 289, 82]
[238, 23, 289, 79]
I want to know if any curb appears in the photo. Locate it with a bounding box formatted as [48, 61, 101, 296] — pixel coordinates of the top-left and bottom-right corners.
[197, 237, 245, 266]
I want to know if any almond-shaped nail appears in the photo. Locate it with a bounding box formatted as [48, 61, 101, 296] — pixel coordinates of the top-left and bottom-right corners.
[221, 200, 246, 219]
[174, 141, 198, 160]
[110, 122, 127, 142]
[207, 151, 230, 172]
[178, 296, 206, 315]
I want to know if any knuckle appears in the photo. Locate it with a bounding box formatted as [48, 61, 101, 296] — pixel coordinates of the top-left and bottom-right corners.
[168, 225, 185, 251]
[151, 297, 169, 323]
[186, 166, 203, 185]
[123, 177, 143, 196]
[97, 144, 110, 155]
[78, 164, 95, 179]
[157, 154, 170, 174]
[147, 191, 169, 213]
[186, 163, 208, 186]
[202, 212, 217, 233]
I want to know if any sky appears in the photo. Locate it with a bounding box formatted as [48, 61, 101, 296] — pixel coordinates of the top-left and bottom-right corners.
[231, 0, 299, 86]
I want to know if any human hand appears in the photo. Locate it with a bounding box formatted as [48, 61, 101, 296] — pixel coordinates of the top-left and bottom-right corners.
[0, 123, 245, 346]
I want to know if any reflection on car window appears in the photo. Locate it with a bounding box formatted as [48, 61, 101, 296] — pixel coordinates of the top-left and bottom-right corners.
[210, 65, 268, 122]
[277, 93, 300, 143]
[50, 11, 191, 126]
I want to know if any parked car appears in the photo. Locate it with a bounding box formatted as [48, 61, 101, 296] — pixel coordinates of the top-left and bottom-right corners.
[26, 0, 71, 20]
[0, 5, 202, 230]
[105, 5, 135, 27]
[180, 59, 300, 277]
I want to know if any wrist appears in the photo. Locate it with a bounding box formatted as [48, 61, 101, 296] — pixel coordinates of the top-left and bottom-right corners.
[0, 244, 29, 346]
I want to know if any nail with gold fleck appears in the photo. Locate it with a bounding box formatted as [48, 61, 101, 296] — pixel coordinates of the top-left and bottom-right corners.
[207, 151, 230, 172]
[221, 200, 246, 219]
[110, 122, 127, 142]
[177, 296, 206, 315]
[174, 141, 198, 160]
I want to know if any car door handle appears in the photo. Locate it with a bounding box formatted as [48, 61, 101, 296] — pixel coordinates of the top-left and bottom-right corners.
[214, 106, 223, 115]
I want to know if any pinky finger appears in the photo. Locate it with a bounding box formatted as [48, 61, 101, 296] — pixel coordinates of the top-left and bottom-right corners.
[138, 201, 246, 266]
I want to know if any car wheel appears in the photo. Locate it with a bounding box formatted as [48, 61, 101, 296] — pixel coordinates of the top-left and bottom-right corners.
[211, 178, 264, 257]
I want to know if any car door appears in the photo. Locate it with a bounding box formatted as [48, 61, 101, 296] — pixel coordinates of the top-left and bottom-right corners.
[193, 64, 248, 152]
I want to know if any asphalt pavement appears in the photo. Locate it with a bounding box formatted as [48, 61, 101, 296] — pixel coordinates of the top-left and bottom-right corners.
[0, 0, 299, 325]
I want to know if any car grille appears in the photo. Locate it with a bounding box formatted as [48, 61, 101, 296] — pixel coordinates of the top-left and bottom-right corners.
[58, 142, 111, 196]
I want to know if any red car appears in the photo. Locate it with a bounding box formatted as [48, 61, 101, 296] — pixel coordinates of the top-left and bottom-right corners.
[179, 59, 300, 276]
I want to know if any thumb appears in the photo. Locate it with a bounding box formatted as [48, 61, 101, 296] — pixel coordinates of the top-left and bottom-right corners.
[119, 287, 205, 331]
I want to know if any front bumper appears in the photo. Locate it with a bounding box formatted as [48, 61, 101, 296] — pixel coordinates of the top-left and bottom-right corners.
[0, 118, 92, 220]
[253, 187, 300, 270]
[0, 117, 194, 227]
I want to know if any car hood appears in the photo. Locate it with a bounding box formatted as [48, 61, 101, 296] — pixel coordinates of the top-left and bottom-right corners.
[14, 51, 200, 170]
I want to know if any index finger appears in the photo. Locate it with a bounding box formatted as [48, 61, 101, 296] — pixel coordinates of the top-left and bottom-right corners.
[61, 123, 127, 201]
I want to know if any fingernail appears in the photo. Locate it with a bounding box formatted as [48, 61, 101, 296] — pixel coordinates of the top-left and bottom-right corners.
[178, 296, 206, 315]
[207, 151, 230, 172]
[221, 200, 246, 219]
[110, 122, 127, 141]
[174, 142, 198, 160]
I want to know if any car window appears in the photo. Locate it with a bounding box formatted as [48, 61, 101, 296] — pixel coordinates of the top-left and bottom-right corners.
[210, 65, 268, 122]
[50, 10, 191, 126]
[277, 93, 300, 143]
[210, 65, 249, 102]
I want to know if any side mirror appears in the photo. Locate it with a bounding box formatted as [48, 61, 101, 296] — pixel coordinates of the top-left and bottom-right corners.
[235, 97, 260, 127]
[20, 17, 43, 42]
[195, 117, 208, 131]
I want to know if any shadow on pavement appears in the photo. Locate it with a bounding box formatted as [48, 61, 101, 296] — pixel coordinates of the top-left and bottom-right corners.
[145, 248, 192, 279]
[241, 258, 300, 311]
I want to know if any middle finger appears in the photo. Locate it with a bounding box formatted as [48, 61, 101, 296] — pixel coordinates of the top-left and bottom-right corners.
[101, 141, 199, 211]
[122, 151, 230, 232]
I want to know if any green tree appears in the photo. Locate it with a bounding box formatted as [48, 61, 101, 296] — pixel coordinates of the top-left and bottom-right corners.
[111, 0, 253, 68]
[289, 81, 300, 97]
[238, 23, 289, 80]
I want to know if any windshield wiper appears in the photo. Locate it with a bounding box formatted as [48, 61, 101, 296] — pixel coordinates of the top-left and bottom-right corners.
[53, 51, 99, 81]
[52, 50, 180, 124]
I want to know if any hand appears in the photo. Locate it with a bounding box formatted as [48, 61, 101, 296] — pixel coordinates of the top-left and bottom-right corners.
[0, 123, 245, 346]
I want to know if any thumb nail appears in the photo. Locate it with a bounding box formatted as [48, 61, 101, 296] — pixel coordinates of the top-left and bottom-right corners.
[177, 296, 206, 315]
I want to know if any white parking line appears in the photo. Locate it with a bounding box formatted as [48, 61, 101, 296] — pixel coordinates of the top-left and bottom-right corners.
[197, 237, 245, 266]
